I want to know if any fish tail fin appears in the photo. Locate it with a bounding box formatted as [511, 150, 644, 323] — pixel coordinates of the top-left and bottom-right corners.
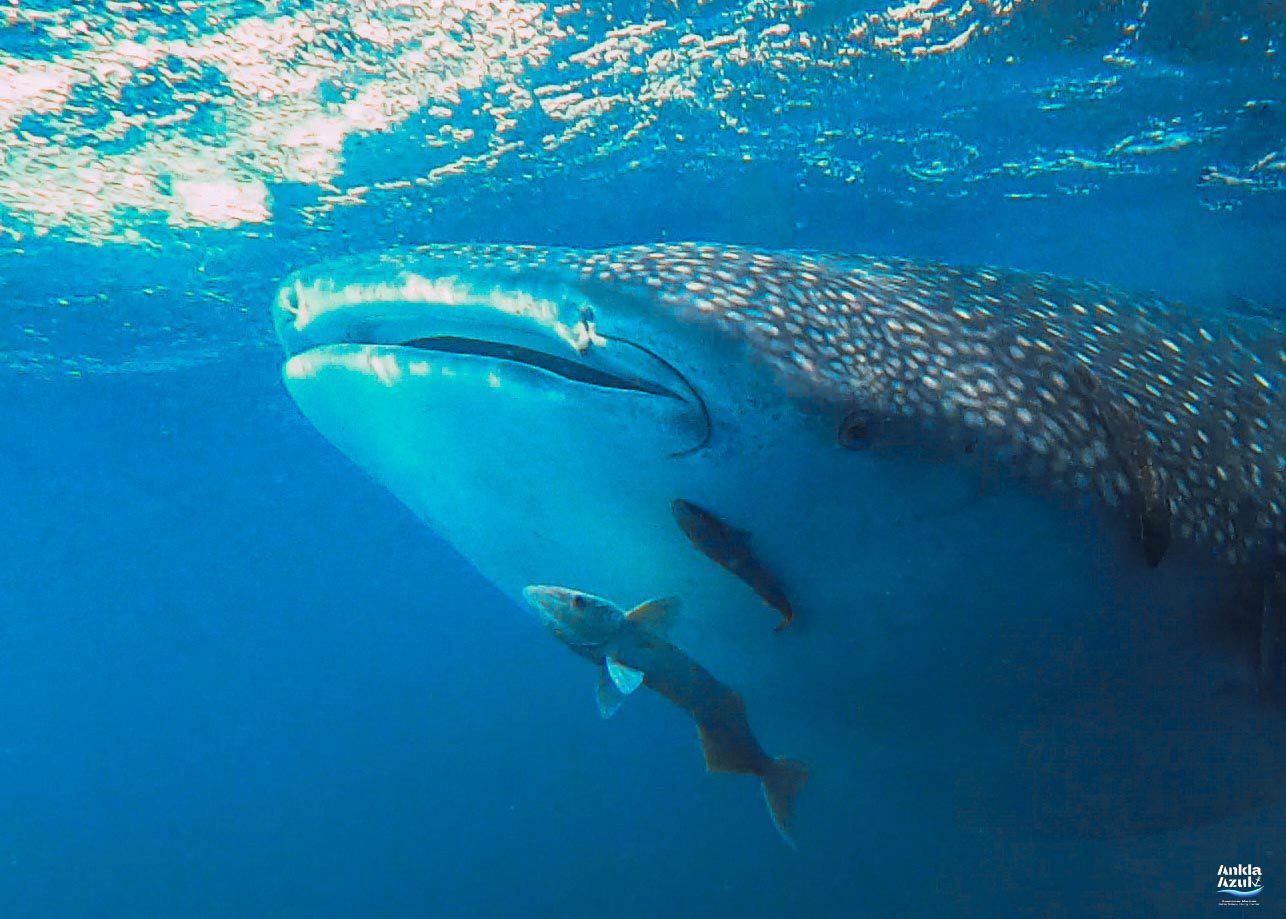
[761, 757, 808, 848]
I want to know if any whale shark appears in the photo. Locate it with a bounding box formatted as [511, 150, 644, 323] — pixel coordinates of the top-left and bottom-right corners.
[272, 243, 1285, 840]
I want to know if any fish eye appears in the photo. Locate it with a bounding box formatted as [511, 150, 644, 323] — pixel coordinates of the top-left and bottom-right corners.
[572, 595, 586, 609]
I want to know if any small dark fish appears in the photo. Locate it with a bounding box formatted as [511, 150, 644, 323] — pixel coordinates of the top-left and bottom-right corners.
[671, 498, 795, 630]
[1071, 363, 1172, 567]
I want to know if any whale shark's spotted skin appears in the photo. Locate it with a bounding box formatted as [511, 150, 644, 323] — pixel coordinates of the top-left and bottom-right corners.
[322, 243, 1286, 567]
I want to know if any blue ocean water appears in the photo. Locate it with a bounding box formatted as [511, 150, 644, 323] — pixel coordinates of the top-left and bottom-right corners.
[1, 2, 1283, 916]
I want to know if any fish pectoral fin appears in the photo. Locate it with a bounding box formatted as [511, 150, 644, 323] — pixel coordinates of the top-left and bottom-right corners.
[596, 669, 628, 719]
[625, 597, 680, 636]
[606, 657, 645, 694]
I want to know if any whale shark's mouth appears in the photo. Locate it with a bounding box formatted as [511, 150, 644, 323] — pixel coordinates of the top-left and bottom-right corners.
[393, 336, 686, 400]
[274, 267, 693, 397]
[273, 261, 713, 453]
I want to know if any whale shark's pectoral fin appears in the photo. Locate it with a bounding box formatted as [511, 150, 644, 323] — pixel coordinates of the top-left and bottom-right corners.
[1069, 362, 1171, 567]
[606, 657, 645, 694]
[596, 669, 628, 719]
[626, 597, 680, 637]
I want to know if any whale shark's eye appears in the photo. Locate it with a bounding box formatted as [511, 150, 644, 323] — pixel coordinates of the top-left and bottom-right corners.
[838, 412, 870, 448]
[838, 408, 908, 450]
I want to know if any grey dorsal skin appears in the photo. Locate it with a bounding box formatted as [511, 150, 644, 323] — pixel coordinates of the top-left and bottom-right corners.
[611, 244, 1282, 570]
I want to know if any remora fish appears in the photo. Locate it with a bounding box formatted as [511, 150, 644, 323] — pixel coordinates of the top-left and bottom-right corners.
[671, 498, 795, 630]
[522, 585, 808, 843]
[274, 243, 1286, 835]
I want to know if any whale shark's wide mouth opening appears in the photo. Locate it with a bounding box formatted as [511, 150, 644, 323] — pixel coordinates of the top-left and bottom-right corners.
[395, 336, 685, 399]
[277, 295, 692, 402]
[272, 256, 711, 448]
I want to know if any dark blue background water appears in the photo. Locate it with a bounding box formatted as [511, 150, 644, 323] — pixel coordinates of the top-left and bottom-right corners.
[1, 2, 1284, 916]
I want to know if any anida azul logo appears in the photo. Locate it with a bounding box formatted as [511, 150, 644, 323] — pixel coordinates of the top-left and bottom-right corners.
[1216, 863, 1263, 907]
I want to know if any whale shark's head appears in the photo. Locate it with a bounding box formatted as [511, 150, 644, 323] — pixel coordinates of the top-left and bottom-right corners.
[272, 244, 864, 626]
[275, 245, 725, 470]
[281, 247, 786, 493]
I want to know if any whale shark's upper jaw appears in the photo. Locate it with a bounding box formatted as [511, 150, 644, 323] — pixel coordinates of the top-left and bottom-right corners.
[272, 247, 700, 406]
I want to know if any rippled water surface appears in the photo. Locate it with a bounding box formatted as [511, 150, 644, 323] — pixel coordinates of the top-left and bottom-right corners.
[1, 1, 1281, 373]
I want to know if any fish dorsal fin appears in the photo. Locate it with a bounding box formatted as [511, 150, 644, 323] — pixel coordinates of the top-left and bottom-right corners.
[596, 669, 627, 719]
[625, 597, 680, 636]
[606, 657, 645, 694]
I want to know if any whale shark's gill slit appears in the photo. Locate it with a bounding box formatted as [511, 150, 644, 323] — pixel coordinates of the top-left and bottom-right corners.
[397, 336, 682, 399]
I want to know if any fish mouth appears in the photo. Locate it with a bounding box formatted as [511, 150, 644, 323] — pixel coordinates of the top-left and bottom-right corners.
[273, 251, 704, 412]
